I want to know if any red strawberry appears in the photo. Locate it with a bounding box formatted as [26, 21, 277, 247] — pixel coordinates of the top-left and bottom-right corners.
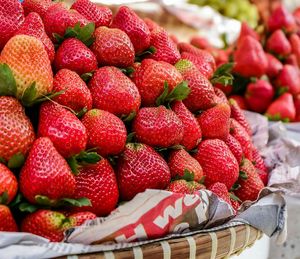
[168, 149, 203, 182]
[38, 102, 87, 158]
[230, 199, 240, 212]
[233, 36, 267, 78]
[0, 205, 18, 232]
[19, 137, 76, 204]
[91, 26, 135, 68]
[22, 0, 53, 18]
[68, 211, 96, 226]
[208, 182, 231, 205]
[197, 103, 231, 140]
[214, 83, 233, 96]
[15, 12, 55, 63]
[73, 159, 119, 216]
[276, 65, 300, 95]
[256, 169, 268, 186]
[0, 164, 18, 203]
[266, 93, 296, 122]
[53, 69, 92, 112]
[54, 38, 98, 75]
[89, 67, 141, 116]
[144, 18, 159, 32]
[265, 53, 283, 78]
[224, 134, 243, 165]
[117, 143, 171, 200]
[133, 106, 183, 148]
[71, 0, 112, 27]
[290, 34, 300, 66]
[169, 34, 179, 44]
[190, 36, 211, 49]
[294, 94, 300, 121]
[214, 87, 229, 104]
[166, 179, 204, 194]
[237, 22, 259, 44]
[171, 101, 202, 150]
[0, 0, 24, 50]
[266, 29, 291, 56]
[132, 59, 183, 106]
[235, 159, 264, 202]
[268, 5, 296, 33]
[148, 26, 180, 65]
[82, 109, 127, 156]
[111, 6, 150, 53]
[0, 97, 35, 162]
[285, 54, 298, 67]
[194, 139, 239, 189]
[252, 146, 268, 172]
[175, 59, 216, 111]
[228, 95, 248, 110]
[178, 42, 205, 55]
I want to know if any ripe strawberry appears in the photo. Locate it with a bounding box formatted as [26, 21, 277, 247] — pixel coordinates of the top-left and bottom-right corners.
[111, 6, 150, 53]
[22, 0, 53, 18]
[89, 67, 141, 116]
[53, 69, 92, 112]
[132, 59, 183, 106]
[235, 159, 264, 202]
[0, 35, 53, 99]
[294, 94, 300, 121]
[214, 83, 233, 96]
[144, 18, 160, 32]
[73, 159, 118, 216]
[168, 149, 203, 182]
[256, 169, 268, 186]
[190, 35, 211, 49]
[117, 143, 171, 200]
[68, 211, 96, 226]
[71, 0, 112, 27]
[0, 205, 18, 232]
[251, 146, 268, 172]
[38, 102, 87, 158]
[266, 29, 291, 56]
[0, 0, 24, 50]
[265, 53, 283, 78]
[20, 137, 76, 204]
[91, 26, 135, 68]
[194, 139, 239, 189]
[166, 179, 204, 194]
[237, 22, 259, 44]
[15, 12, 55, 63]
[285, 54, 298, 67]
[0, 164, 18, 203]
[0, 97, 35, 162]
[224, 134, 243, 165]
[54, 38, 98, 76]
[268, 5, 296, 33]
[178, 42, 204, 55]
[290, 34, 300, 66]
[275, 65, 300, 95]
[197, 103, 231, 140]
[214, 87, 229, 104]
[228, 95, 248, 110]
[233, 36, 267, 78]
[265, 93, 296, 122]
[171, 101, 202, 150]
[208, 182, 231, 205]
[82, 109, 127, 157]
[230, 198, 240, 213]
[169, 34, 179, 44]
[133, 106, 183, 148]
[148, 26, 180, 65]
[175, 59, 216, 111]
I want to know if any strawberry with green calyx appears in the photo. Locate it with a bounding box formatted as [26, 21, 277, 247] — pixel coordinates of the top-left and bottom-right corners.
[275, 65, 300, 95]
[210, 62, 234, 87]
[166, 179, 205, 194]
[265, 53, 283, 78]
[0, 164, 18, 204]
[22, 0, 53, 19]
[266, 29, 291, 57]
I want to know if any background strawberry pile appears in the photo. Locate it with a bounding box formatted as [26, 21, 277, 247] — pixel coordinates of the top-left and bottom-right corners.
[0, 0, 267, 242]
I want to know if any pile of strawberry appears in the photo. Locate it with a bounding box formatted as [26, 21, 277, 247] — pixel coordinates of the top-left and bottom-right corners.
[0, 0, 267, 243]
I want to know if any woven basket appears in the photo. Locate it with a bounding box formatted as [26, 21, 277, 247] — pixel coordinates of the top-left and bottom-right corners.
[58, 224, 262, 259]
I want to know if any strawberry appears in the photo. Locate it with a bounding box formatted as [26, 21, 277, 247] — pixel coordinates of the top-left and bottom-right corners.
[285, 54, 298, 67]
[91, 26, 135, 68]
[111, 6, 150, 53]
[237, 22, 259, 44]
[256, 169, 268, 186]
[265, 53, 283, 78]
[68, 211, 96, 226]
[178, 42, 205, 55]
[268, 5, 296, 33]
[20, 137, 76, 204]
[181, 51, 216, 79]
[53, 69, 92, 112]
[0, 205, 18, 232]
[0, 164, 18, 203]
[228, 95, 248, 110]
[208, 182, 231, 205]
[89, 66, 141, 116]
[197, 103, 231, 140]
[251, 146, 268, 172]
[117, 143, 171, 200]
[0, 0, 24, 50]
[148, 26, 180, 65]
[233, 36, 267, 78]
[144, 18, 160, 32]
[230, 119, 253, 160]
[294, 94, 300, 121]
[73, 159, 119, 216]
[81, 109, 127, 157]
[15, 12, 55, 63]
[194, 139, 239, 189]
[0, 35, 53, 99]
[235, 159, 264, 202]
[132, 59, 183, 106]
[133, 106, 183, 148]
[224, 134, 243, 165]
[175, 59, 216, 111]
[54, 38, 98, 76]
[290, 34, 300, 66]
[171, 101, 202, 150]
[214, 87, 229, 104]
[22, 0, 53, 18]
[166, 179, 204, 194]
[265, 93, 296, 122]
[190, 36, 211, 49]
[169, 34, 179, 44]
[38, 102, 87, 158]
[168, 149, 203, 182]
[71, 0, 112, 27]
[214, 83, 233, 96]
[0, 97, 35, 162]
[230, 199, 240, 212]
[266, 29, 291, 56]
[245, 80, 274, 113]
[275, 65, 300, 95]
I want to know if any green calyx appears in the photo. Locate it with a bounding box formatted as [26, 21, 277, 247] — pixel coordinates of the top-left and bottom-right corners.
[229, 192, 241, 202]
[0, 191, 9, 205]
[135, 46, 156, 62]
[239, 170, 248, 180]
[0, 63, 17, 97]
[7, 153, 25, 169]
[182, 169, 195, 182]
[210, 62, 234, 86]
[265, 113, 289, 122]
[81, 72, 94, 82]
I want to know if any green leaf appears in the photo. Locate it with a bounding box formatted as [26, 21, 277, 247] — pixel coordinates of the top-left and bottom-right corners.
[239, 170, 248, 180]
[7, 153, 25, 169]
[53, 33, 64, 44]
[276, 86, 289, 97]
[76, 107, 88, 119]
[122, 111, 136, 122]
[81, 72, 94, 82]
[0, 157, 6, 164]
[214, 62, 234, 76]
[78, 152, 101, 164]
[229, 193, 242, 202]
[211, 62, 234, 86]
[0, 191, 9, 205]
[165, 81, 190, 103]
[21, 82, 37, 106]
[67, 156, 79, 175]
[0, 64, 17, 97]
[119, 67, 135, 76]
[78, 23, 95, 46]
[19, 202, 38, 213]
[183, 169, 195, 182]
[9, 193, 23, 207]
[35, 195, 53, 206]
[156, 82, 169, 106]
[60, 197, 91, 207]
[32, 90, 65, 105]
[199, 176, 206, 184]
[230, 183, 241, 191]
[126, 132, 136, 143]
